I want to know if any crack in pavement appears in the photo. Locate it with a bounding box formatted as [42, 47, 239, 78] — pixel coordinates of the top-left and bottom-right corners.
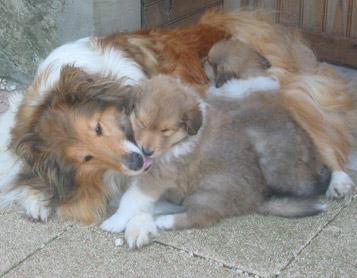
[276, 198, 355, 276]
[1, 224, 74, 277]
[154, 239, 263, 277]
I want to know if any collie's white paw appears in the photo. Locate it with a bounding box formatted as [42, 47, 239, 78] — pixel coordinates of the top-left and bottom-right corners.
[0, 187, 52, 222]
[326, 171, 356, 199]
[155, 214, 175, 230]
[125, 213, 158, 249]
[101, 214, 127, 233]
[24, 197, 51, 222]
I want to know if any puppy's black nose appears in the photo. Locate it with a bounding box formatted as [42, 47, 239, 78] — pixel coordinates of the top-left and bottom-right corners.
[123, 152, 144, 171]
[142, 147, 154, 157]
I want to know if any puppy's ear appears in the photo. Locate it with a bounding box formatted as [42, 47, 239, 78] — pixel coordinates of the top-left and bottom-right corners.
[215, 70, 237, 88]
[255, 52, 271, 69]
[182, 106, 203, 135]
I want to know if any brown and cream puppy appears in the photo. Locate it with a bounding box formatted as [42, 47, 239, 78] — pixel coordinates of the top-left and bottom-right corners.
[101, 75, 330, 249]
[204, 39, 271, 88]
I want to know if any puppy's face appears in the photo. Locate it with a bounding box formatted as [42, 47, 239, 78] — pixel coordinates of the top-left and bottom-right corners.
[204, 39, 271, 88]
[129, 75, 202, 160]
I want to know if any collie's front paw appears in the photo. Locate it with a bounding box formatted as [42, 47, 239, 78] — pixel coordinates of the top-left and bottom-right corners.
[101, 215, 127, 233]
[24, 198, 52, 222]
[125, 213, 158, 249]
[326, 171, 356, 199]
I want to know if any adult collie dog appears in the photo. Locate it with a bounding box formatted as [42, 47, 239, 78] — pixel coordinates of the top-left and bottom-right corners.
[0, 9, 355, 224]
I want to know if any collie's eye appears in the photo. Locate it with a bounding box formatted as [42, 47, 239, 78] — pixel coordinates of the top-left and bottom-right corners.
[84, 155, 93, 162]
[95, 123, 102, 136]
[161, 129, 169, 133]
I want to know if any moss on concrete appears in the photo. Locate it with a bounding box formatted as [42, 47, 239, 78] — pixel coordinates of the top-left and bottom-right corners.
[0, 0, 65, 82]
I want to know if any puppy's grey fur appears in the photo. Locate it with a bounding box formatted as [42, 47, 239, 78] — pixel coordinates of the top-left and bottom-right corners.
[127, 75, 329, 230]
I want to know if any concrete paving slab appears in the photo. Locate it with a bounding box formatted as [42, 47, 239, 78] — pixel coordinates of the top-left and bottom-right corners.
[281, 200, 357, 277]
[0, 208, 71, 275]
[4, 226, 239, 278]
[156, 200, 349, 277]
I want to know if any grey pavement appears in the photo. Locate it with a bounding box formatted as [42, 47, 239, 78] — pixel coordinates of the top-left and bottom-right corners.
[1, 66, 356, 277]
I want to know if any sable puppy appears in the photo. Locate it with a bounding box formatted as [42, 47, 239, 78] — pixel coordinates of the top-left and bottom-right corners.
[101, 75, 330, 249]
[204, 39, 271, 87]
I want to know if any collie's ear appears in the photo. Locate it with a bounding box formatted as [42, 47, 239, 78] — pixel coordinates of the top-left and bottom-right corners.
[13, 131, 75, 200]
[44, 154, 76, 200]
[13, 132, 43, 166]
[58, 65, 94, 93]
[182, 106, 203, 135]
[50, 65, 95, 106]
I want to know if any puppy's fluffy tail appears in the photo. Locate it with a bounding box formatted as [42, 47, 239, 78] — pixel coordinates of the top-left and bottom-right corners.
[258, 198, 326, 218]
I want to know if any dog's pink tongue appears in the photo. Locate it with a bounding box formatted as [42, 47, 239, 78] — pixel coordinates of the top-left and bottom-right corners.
[143, 157, 153, 171]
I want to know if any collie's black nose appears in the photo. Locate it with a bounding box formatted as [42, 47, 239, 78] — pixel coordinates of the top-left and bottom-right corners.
[142, 147, 154, 157]
[123, 152, 144, 171]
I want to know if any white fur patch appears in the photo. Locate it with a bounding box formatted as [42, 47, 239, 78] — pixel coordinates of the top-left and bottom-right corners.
[125, 213, 158, 249]
[207, 76, 279, 99]
[31, 37, 146, 106]
[101, 182, 155, 233]
[326, 171, 356, 199]
[0, 92, 25, 192]
[155, 214, 175, 230]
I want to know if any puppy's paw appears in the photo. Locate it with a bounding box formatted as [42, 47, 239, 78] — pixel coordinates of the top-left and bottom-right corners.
[101, 214, 127, 233]
[125, 213, 158, 249]
[326, 171, 356, 199]
[155, 215, 175, 230]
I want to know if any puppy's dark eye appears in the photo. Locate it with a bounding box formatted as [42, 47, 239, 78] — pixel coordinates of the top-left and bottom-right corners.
[84, 155, 93, 162]
[95, 123, 102, 136]
[161, 129, 169, 133]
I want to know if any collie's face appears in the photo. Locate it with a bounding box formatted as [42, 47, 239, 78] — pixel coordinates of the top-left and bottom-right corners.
[13, 66, 149, 198]
[130, 75, 202, 160]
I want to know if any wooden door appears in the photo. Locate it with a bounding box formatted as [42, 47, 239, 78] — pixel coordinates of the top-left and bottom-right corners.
[142, 0, 224, 27]
[236, 0, 357, 67]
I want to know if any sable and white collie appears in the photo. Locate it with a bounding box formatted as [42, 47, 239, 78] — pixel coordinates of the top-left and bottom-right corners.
[0, 9, 355, 224]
